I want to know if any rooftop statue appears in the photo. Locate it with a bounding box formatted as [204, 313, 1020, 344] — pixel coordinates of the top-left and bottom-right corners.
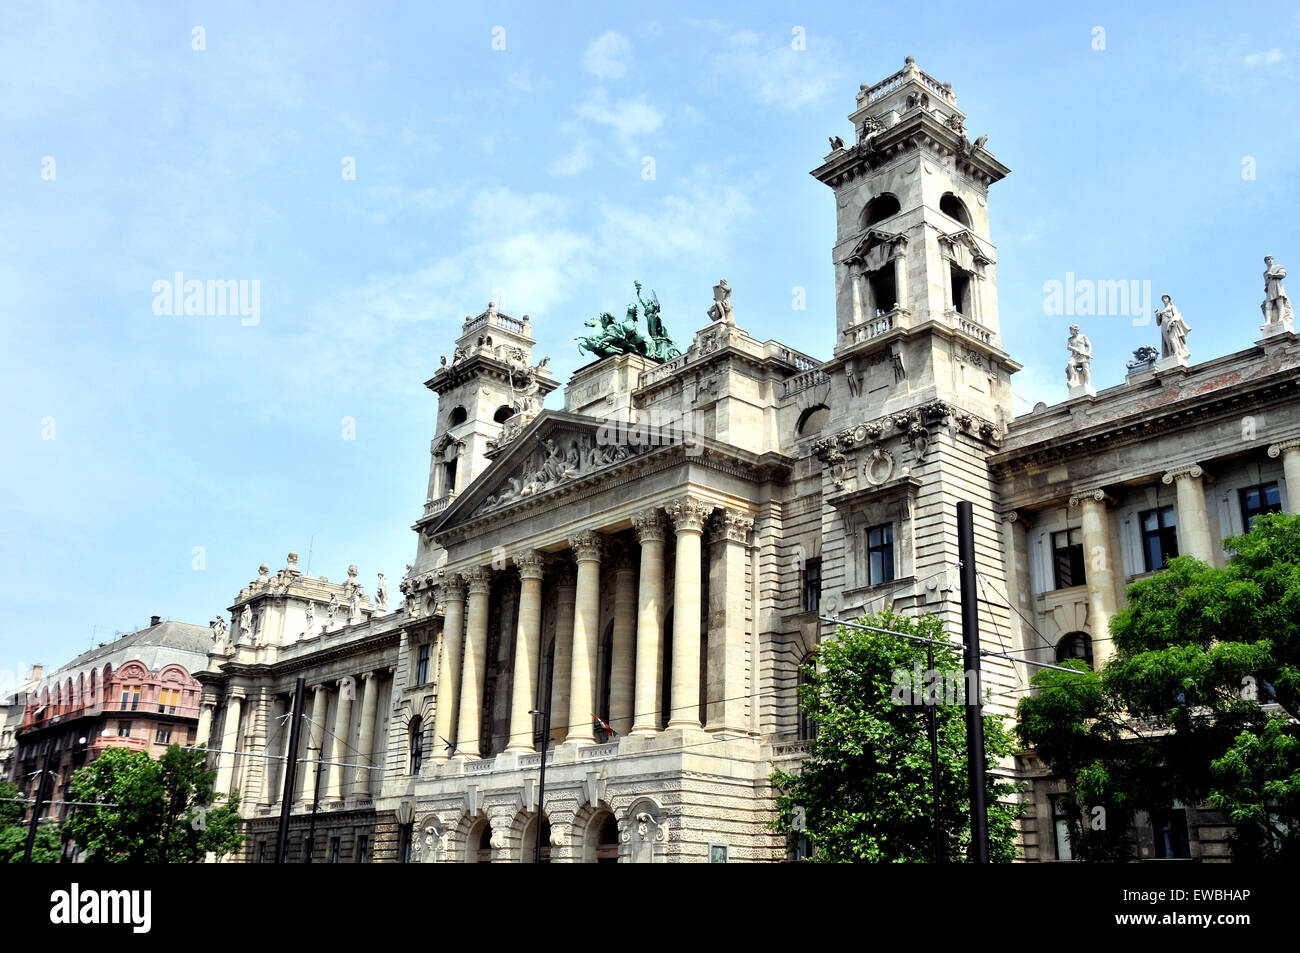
[576, 281, 681, 362]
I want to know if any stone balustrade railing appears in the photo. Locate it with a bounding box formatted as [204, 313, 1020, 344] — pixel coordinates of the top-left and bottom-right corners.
[782, 370, 831, 399]
[465, 757, 496, 774]
[424, 494, 454, 518]
[578, 742, 620, 761]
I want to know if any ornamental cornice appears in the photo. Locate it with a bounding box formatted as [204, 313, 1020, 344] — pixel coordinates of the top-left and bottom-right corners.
[990, 374, 1300, 479]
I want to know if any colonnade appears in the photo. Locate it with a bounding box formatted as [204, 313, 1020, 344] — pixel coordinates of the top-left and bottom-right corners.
[434, 496, 754, 760]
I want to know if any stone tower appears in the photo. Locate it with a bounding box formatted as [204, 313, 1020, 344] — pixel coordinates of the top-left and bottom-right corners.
[808, 58, 1020, 714]
[410, 303, 557, 577]
[813, 55, 1019, 428]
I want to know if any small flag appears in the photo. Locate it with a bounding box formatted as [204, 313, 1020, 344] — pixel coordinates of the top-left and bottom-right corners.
[594, 714, 618, 737]
[440, 735, 456, 753]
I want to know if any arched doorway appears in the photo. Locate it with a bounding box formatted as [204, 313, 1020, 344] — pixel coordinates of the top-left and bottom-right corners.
[520, 814, 552, 863]
[581, 810, 620, 863]
[464, 818, 493, 863]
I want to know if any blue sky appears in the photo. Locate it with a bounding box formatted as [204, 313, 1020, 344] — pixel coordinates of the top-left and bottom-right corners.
[2, 1, 1297, 682]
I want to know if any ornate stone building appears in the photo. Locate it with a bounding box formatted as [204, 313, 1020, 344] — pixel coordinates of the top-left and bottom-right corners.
[12, 620, 207, 825]
[198, 58, 1300, 863]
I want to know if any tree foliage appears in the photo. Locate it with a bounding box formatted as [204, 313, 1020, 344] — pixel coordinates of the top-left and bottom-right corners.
[1018, 513, 1300, 860]
[64, 745, 244, 863]
[0, 779, 62, 863]
[771, 609, 1025, 862]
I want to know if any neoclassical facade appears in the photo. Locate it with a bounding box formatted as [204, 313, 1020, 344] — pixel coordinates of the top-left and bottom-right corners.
[197, 58, 1300, 863]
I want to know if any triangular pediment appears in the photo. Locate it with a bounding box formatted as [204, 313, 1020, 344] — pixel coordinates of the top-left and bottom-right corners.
[842, 228, 906, 272]
[427, 411, 654, 532]
[939, 228, 994, 267]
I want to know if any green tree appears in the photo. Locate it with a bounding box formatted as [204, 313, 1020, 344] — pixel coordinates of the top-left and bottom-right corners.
[64, 744, 243, 863]
[0, 779, 62, 863]
[771, 609, 1025, 862]
[1018, 512, 1300, 860]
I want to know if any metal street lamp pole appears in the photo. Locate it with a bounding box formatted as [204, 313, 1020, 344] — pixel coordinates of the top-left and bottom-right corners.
[528, 708, 550, 864]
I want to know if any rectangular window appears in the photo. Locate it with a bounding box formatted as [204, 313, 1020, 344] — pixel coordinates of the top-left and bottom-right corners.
[416, 644, 431, 686]
[1152, 805, 1192, 859]
[155, 727, 171, 745]
[801, 558, 821, 612]
[117, 721, 131, 737]
[257, 841, 267, 864]
[158, 689, 179, 714]
[119, 687, 140, 711]
[950, 266, 971, 315]
[1050, 795, 1075, 861]
[329, 837, 341, 864]
[867, 524, 895, 585]
[400, 824, 413, 864]
[1240, 482, 1282, 531]
[1051, 529, 1086, 589]
[1140, 506, 1179, 572]
[356, 834, 369, 864]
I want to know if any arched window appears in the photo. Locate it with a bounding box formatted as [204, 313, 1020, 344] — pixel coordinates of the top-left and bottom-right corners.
[408, 716, 424, 774]
[594, 813, 620, 863]
[940, 192, 971, 227]
[493, 404, 515, 424]
[449, 406, 468, 426]
[797, 404, 830, 437]
[1056, 632, 1093, 670]
[863, 193, 901, 227]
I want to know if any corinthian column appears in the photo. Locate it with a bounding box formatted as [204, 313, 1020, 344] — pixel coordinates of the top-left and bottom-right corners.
[456, 567, 493, 759]
[214, 691, 243, 795]
[1162, 464, 1216, 564]
[707, 508, 754, 735]
[1268, 438, 1300, 513]
[506, 551, 546, 753]
[300, 684, 328, 803]
[354, 671, 380, 795]
[609, 545, 637, 736]
[1069, 490, 1121, 667]
[325, 677, 355, 800]
[667, 497, 714, 729]
[432, 575, 466, 762]
[564, 531, 604, 746]
[631, 510, 668, 735]
[549, 562, 576, 746]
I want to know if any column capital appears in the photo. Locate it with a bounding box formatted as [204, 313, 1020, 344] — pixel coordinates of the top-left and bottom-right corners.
[1162, 463, 1209, 484]
[1268, 437, 1300, 458]
[514, 550, 546, 579]
[708, 508, 754, 545]
[361, 670, 377, 683]
[632, 508, 669, 543]
[1000, 508, 1031, 526]
[1068, 488, 1116, 508]
[465, 566, 493, 594]
[441, 574, 467, 599]
[567, 530, 605, 562]
[667, 496, 715, 534]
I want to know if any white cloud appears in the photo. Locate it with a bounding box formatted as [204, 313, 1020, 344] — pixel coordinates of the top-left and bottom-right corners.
[550, 138, 595, 176]
[577, 89, 664, 140]
[1244, 48, 1284, 67]
[583, 31, 631, 81]
[712, 29, 840, 111]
